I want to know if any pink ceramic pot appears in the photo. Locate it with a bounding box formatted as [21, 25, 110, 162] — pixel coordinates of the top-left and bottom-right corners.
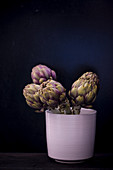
[45, 108, 96, 163]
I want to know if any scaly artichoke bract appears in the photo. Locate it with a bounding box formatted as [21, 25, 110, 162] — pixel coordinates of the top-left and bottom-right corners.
[69, 72, 99, 107]
[23, 83, 44, 112]
[31, 64, 56, 84]
[39, 79, 66, 109]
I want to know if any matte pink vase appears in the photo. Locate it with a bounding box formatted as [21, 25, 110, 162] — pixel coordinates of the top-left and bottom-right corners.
[45, 108, 97, 163]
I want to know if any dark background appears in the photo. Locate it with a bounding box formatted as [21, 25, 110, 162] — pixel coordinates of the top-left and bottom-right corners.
[0, 0, 113, 153]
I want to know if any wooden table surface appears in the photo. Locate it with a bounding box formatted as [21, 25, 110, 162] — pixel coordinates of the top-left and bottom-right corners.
[0, 153, 113, 169]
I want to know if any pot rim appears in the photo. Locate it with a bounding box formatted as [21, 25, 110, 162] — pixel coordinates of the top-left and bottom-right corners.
[46, 107, 97, 116]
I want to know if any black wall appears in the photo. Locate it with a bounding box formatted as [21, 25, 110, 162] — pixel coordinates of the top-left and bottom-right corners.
[0, 0, 113, 153]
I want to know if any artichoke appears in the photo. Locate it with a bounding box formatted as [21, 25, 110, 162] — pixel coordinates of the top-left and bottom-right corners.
[39, 79, 66, 109]
[23, 83, 44, 112]
[31, 64, 56, 84]
[69, 72, 99, 107]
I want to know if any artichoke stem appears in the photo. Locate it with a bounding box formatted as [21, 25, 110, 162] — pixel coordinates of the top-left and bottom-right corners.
[59, 105, 72, 114]
[72, 105, 81, 115]
[58, 98, 72, 114]
[49, 108, 61, 114]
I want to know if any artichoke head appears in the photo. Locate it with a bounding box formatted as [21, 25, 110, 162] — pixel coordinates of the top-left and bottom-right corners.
[69, 72, 99, 107]
[31, 64, 56, 84]
[39, 79, 66, 109]
[23, 83, 44, 111]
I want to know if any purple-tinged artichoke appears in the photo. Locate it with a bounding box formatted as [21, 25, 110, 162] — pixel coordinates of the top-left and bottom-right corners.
[39, 80, 66, 109]
[31, 64, 56, 84]
[69, 72, 99, 107]
[23, 83, 44, 112]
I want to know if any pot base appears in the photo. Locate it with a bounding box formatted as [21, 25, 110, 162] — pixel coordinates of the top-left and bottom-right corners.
[55, 159, 85, 164]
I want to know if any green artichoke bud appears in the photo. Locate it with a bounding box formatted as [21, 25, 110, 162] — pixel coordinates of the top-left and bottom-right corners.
[39, 79, 66, 109]
[31, 64, 56, 84]
[23, 83, 44, 112]
[69, 72, 99, 107]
